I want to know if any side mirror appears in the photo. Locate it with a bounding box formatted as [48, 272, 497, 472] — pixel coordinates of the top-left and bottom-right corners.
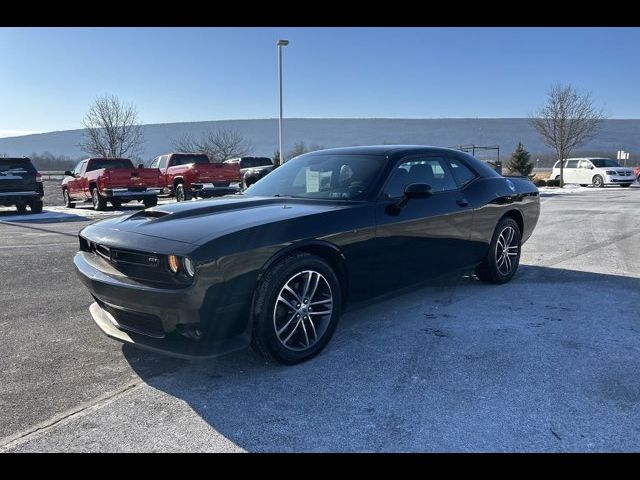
[388, 183, 433, 214]
[64, 170, 73, 177]
[404, 182, 433, 199]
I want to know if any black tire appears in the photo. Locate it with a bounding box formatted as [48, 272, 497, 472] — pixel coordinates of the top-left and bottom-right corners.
[15, 203, 27, 213]
[243, 175, 258, 189]
[111, 199, 122, 208]
[620, 183, 631, 188]
[592, 175, 604, 188]
[579, 184, 588, 187]
[91, 188, 107, 211]
[555, 175, 560, 181]
[175, 183, 190, 202]
[62, 189, 75, 208]
[475, 217, 522, 285]
[251, 252, 343, 365]
[143, 197, 157, 209]
[29, 199, 43, 214]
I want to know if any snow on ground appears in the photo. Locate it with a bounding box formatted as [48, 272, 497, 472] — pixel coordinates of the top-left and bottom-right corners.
[538, 183, 640, 196]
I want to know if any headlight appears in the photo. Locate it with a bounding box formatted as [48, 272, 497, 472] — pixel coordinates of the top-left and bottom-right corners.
[168, 255, 180, 274]
[183, 257, 195, 277]
[606, 170, 616, 175]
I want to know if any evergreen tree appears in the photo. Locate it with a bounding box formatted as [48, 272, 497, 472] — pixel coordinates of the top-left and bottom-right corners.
[506, 142, 533, 176]
[272, 149, 281, 166]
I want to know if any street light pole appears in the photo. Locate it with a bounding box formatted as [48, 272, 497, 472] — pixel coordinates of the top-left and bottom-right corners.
[277, 39, 289, 165]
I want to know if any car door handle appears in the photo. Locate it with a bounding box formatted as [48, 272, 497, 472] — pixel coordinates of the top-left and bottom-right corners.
[456, 199, 469, 207]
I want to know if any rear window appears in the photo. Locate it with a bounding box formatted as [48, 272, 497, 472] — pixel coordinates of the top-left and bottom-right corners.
[87, 159, 134, 171]
[240, 157, 273, 168]
[0, 158, 36, 173]
[171, 154, 210, 166]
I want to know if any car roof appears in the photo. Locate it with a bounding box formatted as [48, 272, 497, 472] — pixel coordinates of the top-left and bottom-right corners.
[304, 145, 465, 157]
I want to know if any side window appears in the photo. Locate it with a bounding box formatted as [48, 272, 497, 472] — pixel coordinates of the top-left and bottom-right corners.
[578, 160, 592, 169]
[447, 157, 477, 187]
[160, 155, 169, 169]
[384, 156, 457, 198]
[72, 161, 83, 175]
[149, 157, 160, 169]
[566, 160, 578, 169]
[75, 161, 88, 175]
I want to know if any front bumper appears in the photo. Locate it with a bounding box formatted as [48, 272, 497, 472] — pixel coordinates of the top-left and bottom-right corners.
[103, 188, 160, 201]
[74, 251, 250, 359]
[604, 175, 635, 184]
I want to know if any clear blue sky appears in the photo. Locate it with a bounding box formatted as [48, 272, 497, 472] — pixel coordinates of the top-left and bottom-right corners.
[0, 27, 638, 137]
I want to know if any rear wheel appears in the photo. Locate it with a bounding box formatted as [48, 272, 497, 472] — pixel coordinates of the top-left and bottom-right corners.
[620, 183, 631, 188]
[29, 199, 43, 214]
[62, 189, 75, 208]
[579, 184, 588, 187]
[251, 252, 342, 365]
[592, 175, 604, 188]
[475, 217, 521, 285]
[111, 199, 122, 208]
[16, 203, 27, 213]
[175, 183, 190, 202]
[91, 188, 107, 211]
[143, 197, 157, 209]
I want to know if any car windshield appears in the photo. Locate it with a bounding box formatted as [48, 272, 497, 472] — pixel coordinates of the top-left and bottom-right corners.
[88, 159, 134, 171]
[172, 154, 210, 166]
[590, 159, 621, 168]
[244, 154, 386, 200]
[241, 157, 272, 168]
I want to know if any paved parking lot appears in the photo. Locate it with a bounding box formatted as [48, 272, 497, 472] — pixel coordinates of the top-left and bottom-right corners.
[1, 185, 639, 452]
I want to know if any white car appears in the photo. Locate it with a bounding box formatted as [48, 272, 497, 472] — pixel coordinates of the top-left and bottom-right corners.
[550, 158, 635, 188]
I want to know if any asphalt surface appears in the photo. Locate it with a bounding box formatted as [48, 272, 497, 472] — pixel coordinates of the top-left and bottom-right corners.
[1, 184, 639, 452]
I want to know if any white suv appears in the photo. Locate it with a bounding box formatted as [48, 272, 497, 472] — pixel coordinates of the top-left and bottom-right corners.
[550, 158, 635, 188]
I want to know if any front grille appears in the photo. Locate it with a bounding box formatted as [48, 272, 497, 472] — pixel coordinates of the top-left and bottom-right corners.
[616, 171, 632, 176]
[81, 237, 160, 269]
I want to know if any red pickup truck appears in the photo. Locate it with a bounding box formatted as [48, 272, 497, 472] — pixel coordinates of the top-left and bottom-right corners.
[61, 158, 160, 211]
[635, 166, 640, 183]
[149, 153, 242, 201]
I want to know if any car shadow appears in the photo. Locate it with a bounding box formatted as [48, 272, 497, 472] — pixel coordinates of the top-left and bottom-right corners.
[122, 265, 640, 452]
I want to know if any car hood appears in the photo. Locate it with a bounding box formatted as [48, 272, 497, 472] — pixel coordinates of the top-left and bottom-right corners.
[83, 196, 351, 246]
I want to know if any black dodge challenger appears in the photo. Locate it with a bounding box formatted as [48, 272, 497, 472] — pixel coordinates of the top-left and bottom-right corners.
[74, 146, 540, 364]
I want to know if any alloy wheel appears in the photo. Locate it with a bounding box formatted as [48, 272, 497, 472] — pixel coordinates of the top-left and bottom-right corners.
[495, 226, 518, 276]
[273, 270, 334, 352]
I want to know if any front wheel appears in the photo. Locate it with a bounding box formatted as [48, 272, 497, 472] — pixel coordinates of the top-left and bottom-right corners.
[111, 199, 122, 208]
[620, 183, 631, 188]
[475, 217, 521, 285]
[16, 203, 27, 213]
[62, 189, 75, 208]
[592, 175, 604, 188]
[251, 253, 342, 365]
[91, 188, 107, 211]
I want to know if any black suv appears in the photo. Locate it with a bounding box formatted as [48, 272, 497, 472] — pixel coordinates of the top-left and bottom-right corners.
[0, 157, 44, 213]
[223, 156, 275, 188]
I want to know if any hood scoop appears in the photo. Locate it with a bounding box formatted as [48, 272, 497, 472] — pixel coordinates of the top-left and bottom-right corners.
[128, 209, 171, 220]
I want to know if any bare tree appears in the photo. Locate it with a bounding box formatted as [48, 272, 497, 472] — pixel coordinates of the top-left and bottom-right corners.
[171, 128, 254, 163]
[529, 84, 606, 186]
[80, 95, 144, 159]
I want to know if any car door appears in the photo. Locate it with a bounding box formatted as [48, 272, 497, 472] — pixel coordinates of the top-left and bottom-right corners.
[576, 159, 592, 184]
[563, 159, 579, 183]
[77, 160, 90, 199]
[67, 160, 86, 199]
[373, 154, 475, 294]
